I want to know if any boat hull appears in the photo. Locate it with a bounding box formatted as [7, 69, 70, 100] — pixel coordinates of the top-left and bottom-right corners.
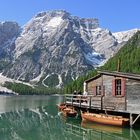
[57, 103, 66, 111]
[81, 112, 129, 127]
[63, 111, 77, 117]
[62, 108, 77, 117]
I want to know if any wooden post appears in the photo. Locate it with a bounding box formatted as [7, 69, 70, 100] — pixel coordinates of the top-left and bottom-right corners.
[125, 96, 127, 111]
[130, 113, 133, 127]
[72, 96, 73, 106]
[80, 96, 81, 108]
[101, 96, 103, 110]
[117, 58, 121, 72]
[64, 95, 66, 104]
[83, 82, 87, 95]
[101, 75, 104, 110]
[89, 96, 92, 109]
[132, 113, 140, 126]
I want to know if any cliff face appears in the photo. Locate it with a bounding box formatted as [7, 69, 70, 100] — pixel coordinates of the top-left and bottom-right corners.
[0, 10, 138, 87]
[0, 22, 20, 69]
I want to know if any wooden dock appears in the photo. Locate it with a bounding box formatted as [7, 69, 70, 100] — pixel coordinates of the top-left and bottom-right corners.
[65, 95, 140, 127]
[65, 95, 102, 109]
[65, 95, 120, 111]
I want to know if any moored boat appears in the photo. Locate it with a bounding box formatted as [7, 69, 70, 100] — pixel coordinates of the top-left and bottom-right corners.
[62, 107, 77, 117]
[57, 103, 66, 111]
[81, 112, 129, 127]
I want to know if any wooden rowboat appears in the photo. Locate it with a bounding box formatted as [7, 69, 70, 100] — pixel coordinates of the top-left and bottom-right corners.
[57, 103, 66, 111]
[81, 112, 129, 127]
[62, 107, 77, 117]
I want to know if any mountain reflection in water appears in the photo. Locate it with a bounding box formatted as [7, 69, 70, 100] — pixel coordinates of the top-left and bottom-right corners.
[0, 95, 140, 140]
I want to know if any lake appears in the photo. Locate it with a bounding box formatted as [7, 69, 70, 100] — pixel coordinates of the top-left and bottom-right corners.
[0, 95, 140, 140]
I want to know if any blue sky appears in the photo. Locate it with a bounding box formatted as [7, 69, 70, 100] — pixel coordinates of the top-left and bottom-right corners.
[0, 0, 139, 32]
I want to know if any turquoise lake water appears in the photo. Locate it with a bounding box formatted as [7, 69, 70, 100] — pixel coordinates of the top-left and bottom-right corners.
[0, 95, 140, 140]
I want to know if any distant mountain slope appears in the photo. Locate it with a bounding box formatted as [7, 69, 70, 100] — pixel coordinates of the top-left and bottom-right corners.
[0, 22, 20, 70]
[0, 10, 139, 88]
[102, 31, 140, 73]
[64, 31, 140, 94]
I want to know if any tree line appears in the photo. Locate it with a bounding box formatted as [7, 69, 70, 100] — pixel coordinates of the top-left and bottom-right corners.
[4, 82, 63, 95]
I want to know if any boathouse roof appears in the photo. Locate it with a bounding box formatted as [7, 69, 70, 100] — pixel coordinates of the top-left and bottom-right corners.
[85, 71, 140, 83]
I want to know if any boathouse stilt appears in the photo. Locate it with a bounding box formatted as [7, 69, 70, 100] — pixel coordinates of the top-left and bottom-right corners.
[130, 113, 140, 127]
[130, 113, 133, 127]
[133, 114, 140, 125]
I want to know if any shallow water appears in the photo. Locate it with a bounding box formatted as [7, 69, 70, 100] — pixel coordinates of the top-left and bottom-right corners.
[0, 95, 140, 140]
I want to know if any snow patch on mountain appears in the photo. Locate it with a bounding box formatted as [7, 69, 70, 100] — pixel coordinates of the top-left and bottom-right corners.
[30, 70, 44, 83]
[42, 75, 50, 87]
[56, 74, 63, 88]
[113, 29, 139, 43]
[0, 86, 15, 94]
[0, 73, 33, 94]
[84, 52, 105, 67]
[47, 17, 64, 28]
[0, 73, 33, 87]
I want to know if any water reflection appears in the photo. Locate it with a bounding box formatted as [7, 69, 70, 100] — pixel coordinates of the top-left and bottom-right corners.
[81, 121, 123, 134]
[0, 96, 139, 140]
[64, 119, 140, 140]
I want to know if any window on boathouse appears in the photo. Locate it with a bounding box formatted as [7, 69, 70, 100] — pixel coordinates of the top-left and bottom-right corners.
[115, 79, 121, 95]
[112, 78, 126, 97]
[93, 85, 104, 96]
[96, 86, 102, 95]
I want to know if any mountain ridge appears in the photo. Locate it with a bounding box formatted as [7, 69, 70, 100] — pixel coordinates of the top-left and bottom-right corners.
[0, 10, 139, 89]
[64, 31, 140, 94]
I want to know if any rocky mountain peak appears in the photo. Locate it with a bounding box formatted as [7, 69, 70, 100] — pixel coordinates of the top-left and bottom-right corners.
[33, 10, 99, 29]
[35, 10, 70, 19]
[113, 28, 139, 43]
[0, 21, 20, 44]
[0, 21, 20, 61]
[0, 10, 139, 88]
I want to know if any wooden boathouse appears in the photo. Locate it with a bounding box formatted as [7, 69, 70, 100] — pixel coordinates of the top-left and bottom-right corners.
[65, 71, 140, 127]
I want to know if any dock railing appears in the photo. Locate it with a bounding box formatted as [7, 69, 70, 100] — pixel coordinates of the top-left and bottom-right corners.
[65, 95, 103, 109]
